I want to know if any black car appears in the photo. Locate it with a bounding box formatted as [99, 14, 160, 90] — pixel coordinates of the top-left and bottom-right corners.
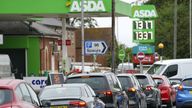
[65, 72, 129, 108]
[134, 74, 161, 108]
[117, 74, 147, 108]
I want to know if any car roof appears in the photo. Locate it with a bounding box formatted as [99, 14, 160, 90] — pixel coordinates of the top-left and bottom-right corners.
[134, 73, 150, 76]
[152, 75, 167, 79]
[67, 72, 113, 78]
[154, 58, 192, 65]
[44, 83, 89, 89]
[117, 73, 133, 77]
[0, 79, 25, 89]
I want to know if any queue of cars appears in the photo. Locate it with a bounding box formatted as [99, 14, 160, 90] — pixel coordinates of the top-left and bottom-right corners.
[1, 71, 191, 108]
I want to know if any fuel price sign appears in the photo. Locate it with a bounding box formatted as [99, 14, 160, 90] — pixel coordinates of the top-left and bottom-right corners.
[133, 20, 155, 43]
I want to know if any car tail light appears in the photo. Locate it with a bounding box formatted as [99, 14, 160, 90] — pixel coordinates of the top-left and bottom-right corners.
[128, 88, 136, 92]
[69, 101, 87, 107]
[146, 86, 152, 91]
[100, 90, 113, 96]
[178, 85, 183, 91]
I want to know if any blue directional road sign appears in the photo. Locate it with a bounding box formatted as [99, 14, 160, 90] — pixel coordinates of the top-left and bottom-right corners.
[85, 41, 108, 55]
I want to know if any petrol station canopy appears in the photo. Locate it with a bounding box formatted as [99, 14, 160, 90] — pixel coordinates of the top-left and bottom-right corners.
[0, 0, 132, 20]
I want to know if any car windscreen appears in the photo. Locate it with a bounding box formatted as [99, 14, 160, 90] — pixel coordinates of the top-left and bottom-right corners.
[66, 76, 109, 91]
[182, 79, 192, 86]
[40, 87, 81, 99]
[0, 89, 12, 105]
[117, 76, 133, 88]
[147, 64, 166, 75]
[135, 76, 150, 86]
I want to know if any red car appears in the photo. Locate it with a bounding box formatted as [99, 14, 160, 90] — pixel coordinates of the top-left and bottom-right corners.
[0, 79, 41, 108]
[152, 75, 176, 107]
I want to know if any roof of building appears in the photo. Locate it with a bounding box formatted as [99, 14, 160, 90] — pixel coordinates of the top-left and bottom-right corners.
[0, 21, 60, 36]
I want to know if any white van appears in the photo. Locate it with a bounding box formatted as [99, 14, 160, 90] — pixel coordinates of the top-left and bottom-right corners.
[146, 59, 192, 79]
[0, 54, 13, 78]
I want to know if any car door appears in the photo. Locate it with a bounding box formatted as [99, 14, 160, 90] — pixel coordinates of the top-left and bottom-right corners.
[83, 86, 94, 108]
[15, 83, 39, 108]
[132, 76, 146, 106]
[25, 84, 41, 107]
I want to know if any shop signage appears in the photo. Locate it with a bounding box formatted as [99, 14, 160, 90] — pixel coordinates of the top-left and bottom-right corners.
[132, 45, 155, 54]
[70, 0, 106, 12]
[23, 77, 47, 91]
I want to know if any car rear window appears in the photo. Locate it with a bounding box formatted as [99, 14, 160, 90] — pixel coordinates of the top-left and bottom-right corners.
[40, 87, 81, 99]
[117, 76, 133, 88]
[135, 76, 150, 86]
[0, 89, 12, 105]
[183, 79, 192, 86]
[153, 78, 164, 85]
[66, 76, 109, 91]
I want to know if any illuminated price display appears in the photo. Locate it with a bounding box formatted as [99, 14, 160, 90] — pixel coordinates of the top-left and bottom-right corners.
[133, 20, 154, 29]
[133, 20, 155, 43]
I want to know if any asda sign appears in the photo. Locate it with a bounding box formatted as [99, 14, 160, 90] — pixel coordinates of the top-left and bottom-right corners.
[70, 0, 106, 12]
[131, 5, 158, 18]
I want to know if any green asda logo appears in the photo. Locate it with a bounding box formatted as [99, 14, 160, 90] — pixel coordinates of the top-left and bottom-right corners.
[133, 10, 156, 18]
[132, 5, 158, 18]
[70, 0, 106, 12]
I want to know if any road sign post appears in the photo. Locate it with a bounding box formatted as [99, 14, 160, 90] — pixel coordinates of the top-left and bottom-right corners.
[137, 52, 145, 73]
[119, 49, 125, 73]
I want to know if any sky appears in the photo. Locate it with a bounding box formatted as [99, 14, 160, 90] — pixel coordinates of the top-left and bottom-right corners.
[95, 0, 149, 48]
[95, 17, 137, 48]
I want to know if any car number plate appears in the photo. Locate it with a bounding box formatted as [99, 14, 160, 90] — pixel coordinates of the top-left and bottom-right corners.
[51, 106, 68, 108]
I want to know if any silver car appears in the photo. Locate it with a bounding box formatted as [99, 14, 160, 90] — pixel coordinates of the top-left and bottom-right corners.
[39, 83, 105, 108]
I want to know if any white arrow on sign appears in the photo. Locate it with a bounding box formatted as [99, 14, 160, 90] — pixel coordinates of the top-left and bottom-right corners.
[85, 41, 108, 55]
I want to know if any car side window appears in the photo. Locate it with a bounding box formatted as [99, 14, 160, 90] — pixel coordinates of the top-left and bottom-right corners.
[163, 65, 178, 78]
[132, 76, 140, 88]
[86, 85, 96, 97]
[82, 87, 89, 97]
[84, 86, 92, 97]
[106, 75, 113, 88]
[25, 84, 40, 106]
[148, 76, 157, 86]
[19, 83, 32, 103]
[15, 86, 23, 100]
[110, 74, 121, 89]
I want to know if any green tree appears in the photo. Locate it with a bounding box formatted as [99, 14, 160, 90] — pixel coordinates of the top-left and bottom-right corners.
[147, 0, 190, 59]
[66, 17, 98, 28]
[106, 43, 132, 68]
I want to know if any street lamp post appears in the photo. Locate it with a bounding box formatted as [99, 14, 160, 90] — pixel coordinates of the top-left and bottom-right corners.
[158, 42, 164, 61]
[81, 0, 85, 73]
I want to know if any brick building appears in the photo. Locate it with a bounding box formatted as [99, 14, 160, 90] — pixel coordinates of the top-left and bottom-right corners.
[75, 28, 112, 67]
